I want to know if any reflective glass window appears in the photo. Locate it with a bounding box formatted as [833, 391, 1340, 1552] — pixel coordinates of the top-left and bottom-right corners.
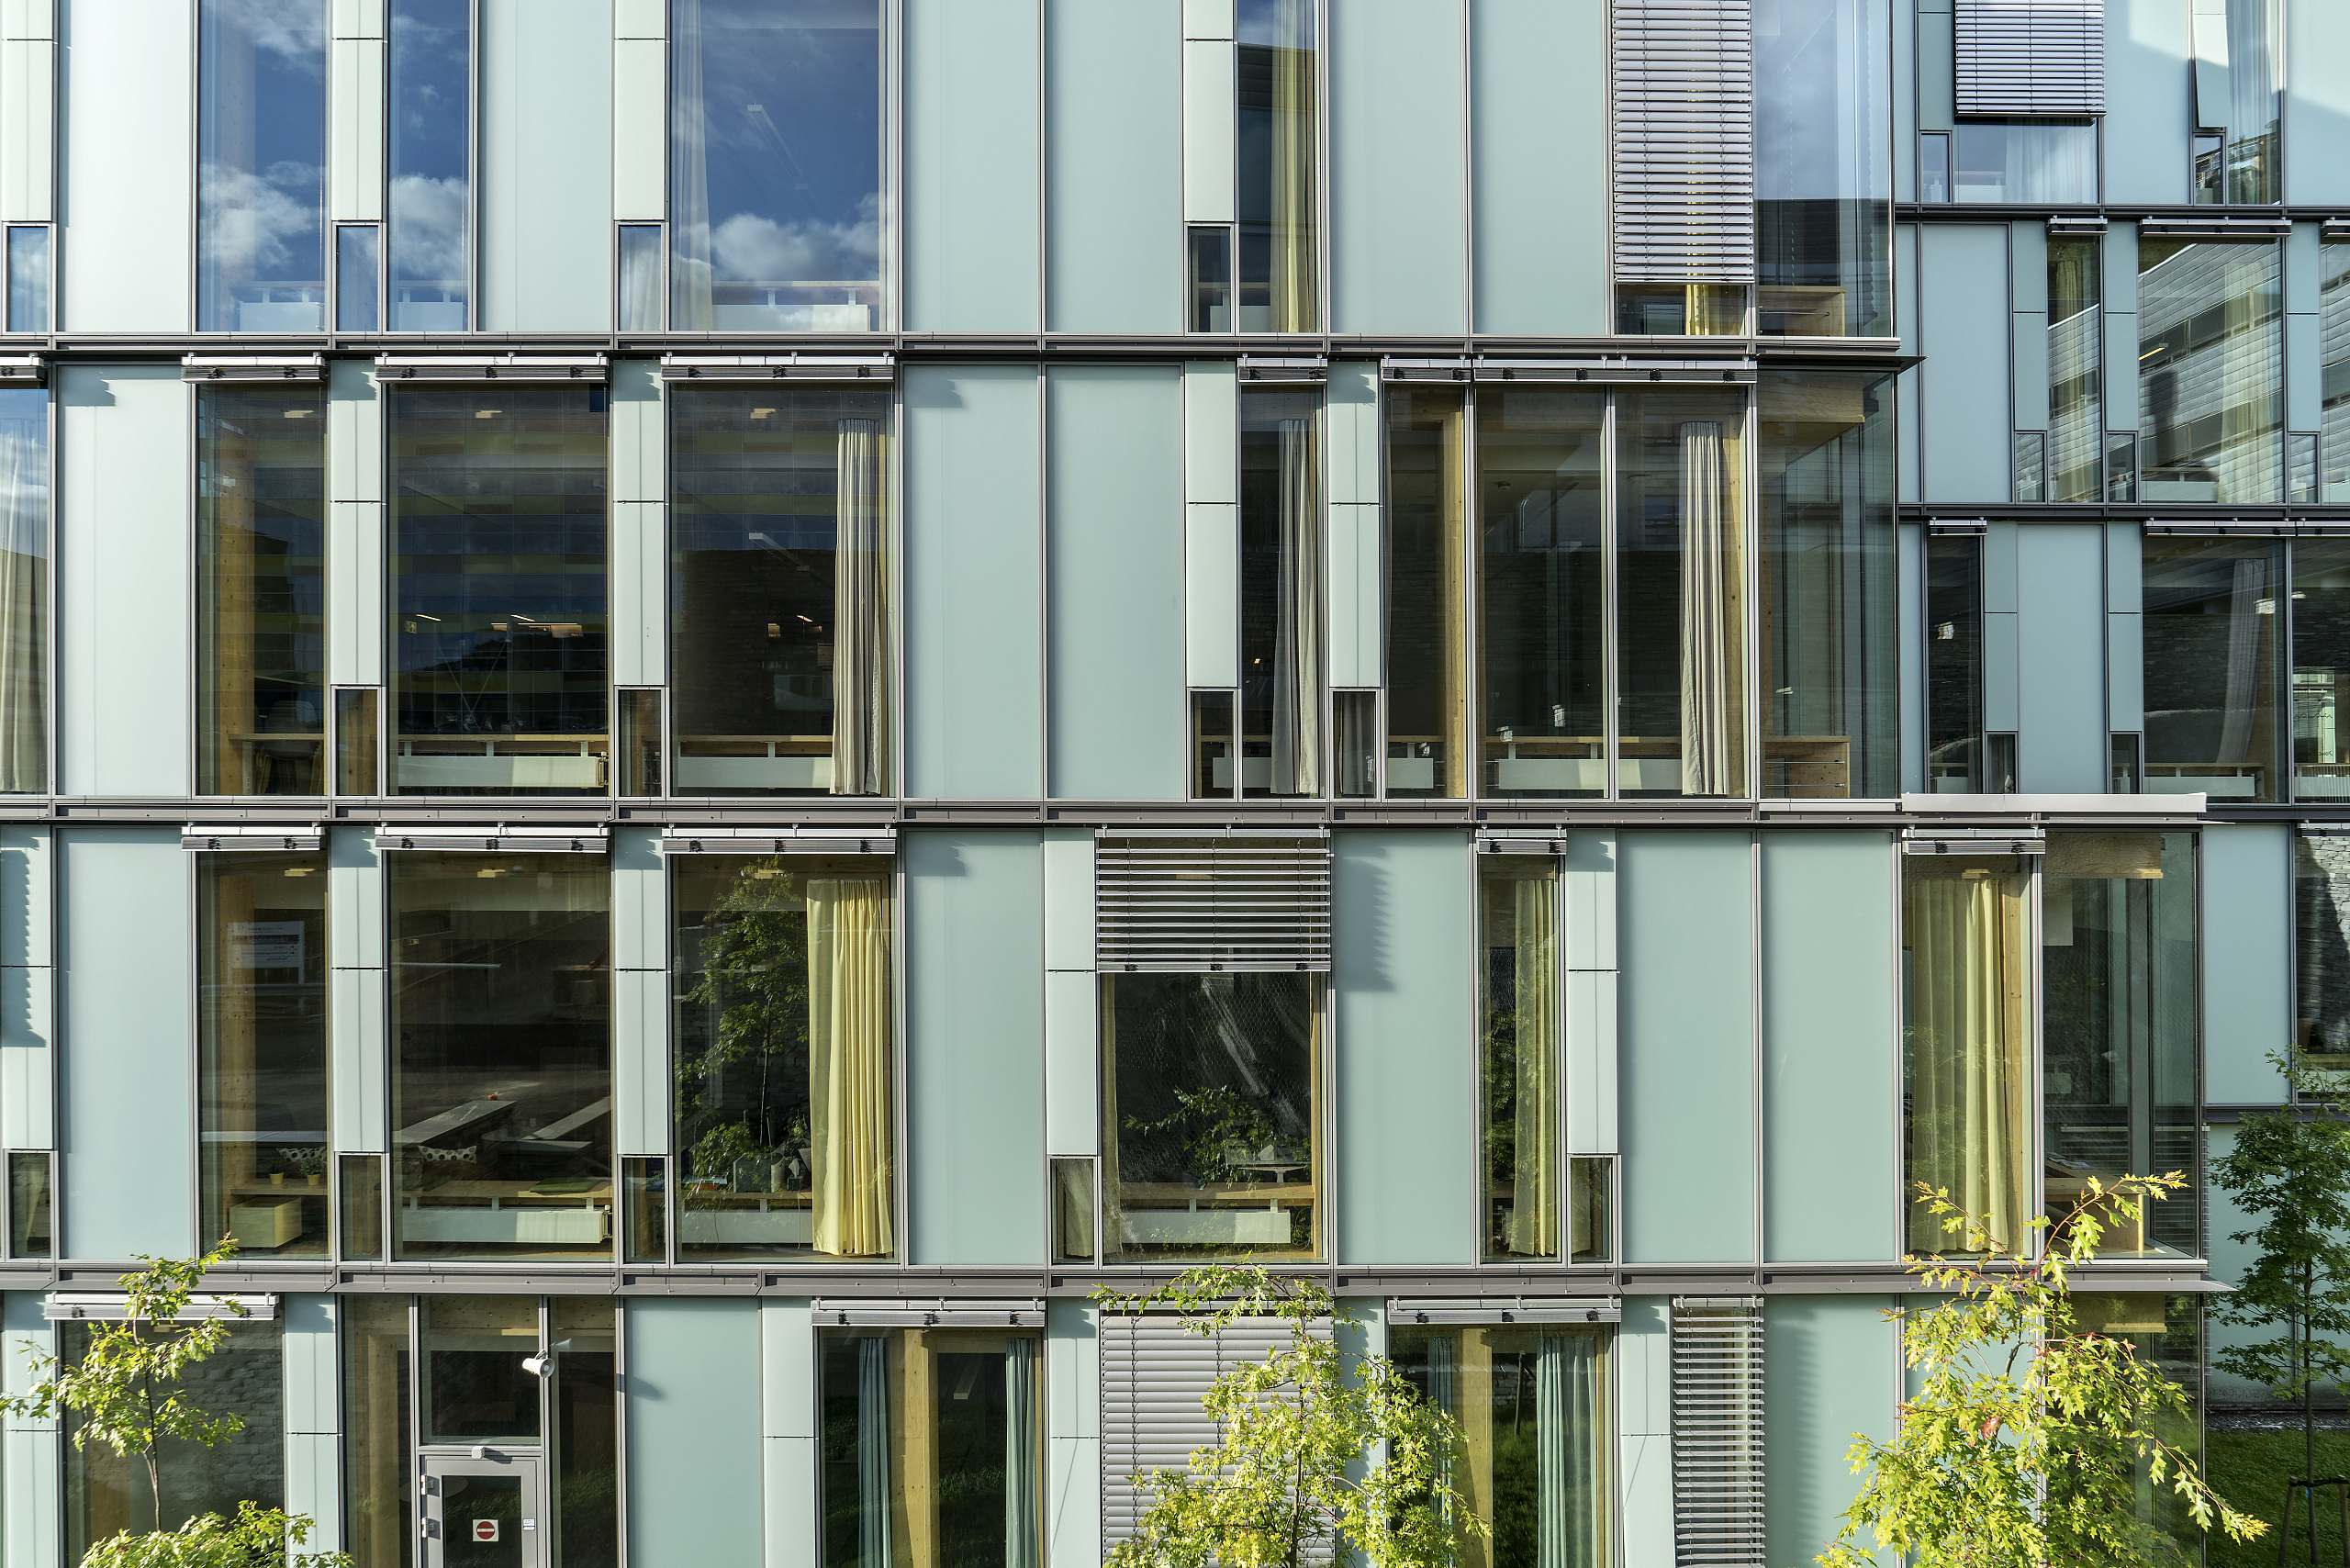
[2294, 538, 2350, 800]
[341, 1294, 412, 1568]
[388, 0, 470, 330]
[2047, 236, 2103, 503]
[1950, 121, 2098, 205]
[2138, 240, 2283, 504]
[1925, 533, 1985, 792]
[334, 223, 379, 333]
[198, 0, 327, 332]
[1482, 857, 1560, 1262]
[1235, 0, 1317, 331]
[0, 386, 46, 794]
[2141, 536, 2282, 801]
[1754, 0, 1891, 337]
[1382, 385, 1466, 798]
[1238, 389, 1321, 797]
[2189, 0, 2281, 204]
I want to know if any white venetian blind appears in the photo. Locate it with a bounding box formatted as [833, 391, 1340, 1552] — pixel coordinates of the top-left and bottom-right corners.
[1094, 834, 1332, 973]
[1671, 1297, 1766, 1566]
[1954, 0, 2106, 118]
[1610, 0, 1756, 285]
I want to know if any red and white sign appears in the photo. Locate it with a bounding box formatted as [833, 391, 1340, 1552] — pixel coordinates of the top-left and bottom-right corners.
[472, 1519, 500, 1543]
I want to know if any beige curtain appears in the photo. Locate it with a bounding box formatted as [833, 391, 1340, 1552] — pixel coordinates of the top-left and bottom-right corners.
[1270, 0, 1316, 332]
[0, 413, 42, 793]
[1270, 417, 1322, 796]
[1677, 420, 1736, 796]
[1905, 865, 2030, 1253]
[833, 419, 890, 795]
[809, 875, 894, 1257]
[1506, 874, 1561, 1259]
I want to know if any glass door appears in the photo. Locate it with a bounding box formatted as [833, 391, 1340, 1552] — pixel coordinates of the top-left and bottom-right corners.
[422, 1453, 545, 1568]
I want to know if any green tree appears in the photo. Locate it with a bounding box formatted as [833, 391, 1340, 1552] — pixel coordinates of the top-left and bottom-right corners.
[1094, 1265, 1485, 1568]
[0, 1239, 348, 1568]
[2209, 1051, 2350, 1546]
[1822, 1174, 2266, 1568]
[679, 858, 810, 1173]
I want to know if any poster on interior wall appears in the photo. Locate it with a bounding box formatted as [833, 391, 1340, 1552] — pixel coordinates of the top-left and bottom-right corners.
[229, 920, 305, 971]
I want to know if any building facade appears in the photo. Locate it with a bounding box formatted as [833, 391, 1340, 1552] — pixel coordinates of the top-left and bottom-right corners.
[0, 0, 2334, 1563]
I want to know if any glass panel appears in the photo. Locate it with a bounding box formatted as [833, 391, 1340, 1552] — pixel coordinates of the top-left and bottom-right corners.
[1382, 385, 1467, 798]
[0, 386, 46, 793]
[1102, 972, 1320, 1262]
[1986, 731, 2019, 793]
[1951, 120, 2099, 204]
[2325, 242, 2350, 501]
[2110, 732, 2143, 793]
[819, 1330, 1044, 1568]
[1926, 535, 1984, 792]
[342, 1294, 413, 1568]
[1617, 388, 1749, 799]
[1331, 689, 1375, 798]
[622, 1155, 666, 1263]
[2010, 430, 2045, 503]
[1754, 0, 1891, 338]
[1569, 1156, 1611, 1264]
[670, 0, 884, 331]
[2042, 833, 2199, 1258]
[1391, 1327, 1614, 1568]
[2192, 131, 2227, 204]
[2047, 236, 2103, 502]
[387, 0, 470, 330]
[338, 1152, 384, 1260]
[2298, 832, 2350, 1068]
[2138, 239, 2283, 504]
[1614, 284, 1747, 336]
[1476, 386, 1606, 799]
[334, 687, 378, 796]
[2291, 430, 2319, 502]
[616, 688, 662, 797]
[7, 1150, 50, 1258]
[444, 1473, 523, 1567]
[1235, 0, 1317, 332]
[2105, 431, 2139, 501]
[553, 1298, 620, 1568]
[673, 854, 896, 1261]
[2141, 536, 2282, 801]
[2295, 538, 2350, 800]
[391, 853, 611, 1260]
[1187, 224, 1232, 333]
[2191, 0, 2282, 205]
[199, 851, 330, 1258]
[1902, 856, 2031, 1253]
[389, 387, 609, 796]
[670, 386, 893, 796]
[1482, 857, 1560, 1263]
[197, 0, 327, 332]
[1239, 390, 1320, 797]
[1758, 371, 1897, 799]
[6, 227, 47, 333]
[335, 223, 379, 333]
[1919, 131, 1951, 204]
[2063, 1295, 2205, 1557]
[64, 1321, 284, 1555]
[1190, 688, 1233, 799]
[422, 1297, 540, 1444]
[618, 223, 663, 333]
[1050, 1156, 1094, 1263]
[198, 386, 328, 796]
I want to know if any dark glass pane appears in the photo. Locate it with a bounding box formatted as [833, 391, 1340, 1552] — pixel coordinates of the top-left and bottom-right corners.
[623, 1156, 666, 1263]
[422, 1297, 540, 1444]
[554, 1298, 620, 1568]
[198, 0, 327, 331]
[1050, 1157, 1094, 1263]
[1483, 858, 1560, 1262]
[1926, 537, 1983, 792]
[1383, 386, 1465, 798]
[1235, 0, 1316, 332]
[387, 0, 470, 330]
[2300, 832, 2350, 1068]
[617, 688, 662, 797]
[7, 1150, 49, 1258]
[1190, 689, 1233, 799]
[334, 687, 379, 796]
[1332, 689, 1375, 798]
[342, 1294, 414, 1568]
[2295, 538, 2350, 799]
[1238, 390, 1319, 797]
[339, 1152, 384, 1260]
[1187, 225, 1232, 333]
[2141, 536, 2282, 801]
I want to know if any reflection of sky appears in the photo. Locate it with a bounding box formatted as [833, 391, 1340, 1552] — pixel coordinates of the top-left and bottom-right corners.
[1754, 0, 1887, 203]
[673, 0, 880, 284]
[389, 0, 470, 288]
[197, 0, 327, 327]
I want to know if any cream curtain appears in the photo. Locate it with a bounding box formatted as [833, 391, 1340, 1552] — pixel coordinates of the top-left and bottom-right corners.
[809, 875, 894, 1258]
[1270, 0, 1316, 332]
[1677, 420, 1737, 797]
[1270, 417, 1323, 796]
[1506, 875, 1561, 1259]
[834, 418, 890, 796]
[0, 411, 44, 793]
[1539, 1332, 1611, 1568]
[1905, 865, 2031, 1253]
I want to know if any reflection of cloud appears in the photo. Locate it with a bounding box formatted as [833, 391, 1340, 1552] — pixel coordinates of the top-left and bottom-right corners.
[6, 235, 40, 329]
[708, 193, 880, 284]
[390, 174, 466, 282]
[201, 162, 321, 275]
[208, 0, 326, 64]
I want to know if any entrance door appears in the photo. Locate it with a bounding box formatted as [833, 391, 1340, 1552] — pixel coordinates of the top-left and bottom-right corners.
[421, 1451, 545, 1568]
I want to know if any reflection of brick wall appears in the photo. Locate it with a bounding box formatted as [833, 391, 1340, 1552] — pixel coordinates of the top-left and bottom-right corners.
[62, 1323, 284, 1542]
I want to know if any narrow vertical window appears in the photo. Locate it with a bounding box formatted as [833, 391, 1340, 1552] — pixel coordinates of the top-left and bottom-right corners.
[671, 0, 885, 331]
[2293, 539, 2350, 800]
[198, 851, 330, 1258]
[332, 688, 378, 796]
[2046, 236, 2103, 503]
[341, 1294, 411, 1566]
[618, 223, 663, 332]
[2322, 242, 2350, 501]
[6, 1151, 49, 1258]
[197, 0, 327, 331]
[1902, 854, 2031, 1253]
[388, 0, 472, 330]
[2190, 0, 2282, 204]
[5, 228, 46, 334]
[1482, 856, 1561, 1263]
[197, 386, 328, 796]
[1187, 224, 1233, 332]
[1235, 0, 1317, 332]
[2141, 535, 2282, 801]
[1239, 389, 1321, 797]
[1382, 384, 1467, 798]
[2137, 240, 2283, 503]
[1926, 532, 1986, 792]
[670, 387, 893, 796]
[334, 223, 379, 333]
[1754, 0, 1892, 338]
[0, 387, 45, 794]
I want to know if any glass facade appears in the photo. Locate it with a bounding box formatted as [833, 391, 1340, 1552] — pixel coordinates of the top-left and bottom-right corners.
[196, 385, 327, 797]
[2141, 536, 2282, 801]
[386, 0, 470, 330]
[196, 0, 327, 332]
[389, 853, 611, 1260]
[388, 387, 609, 796]
[2138, 240, 2283, 505]
[671, 854, 896, 1261]
[670, 0, 885, 331]
[1754, 0, 1891, 338]
[669, 386, 892, 796]
[2047, 236, 2103, 504]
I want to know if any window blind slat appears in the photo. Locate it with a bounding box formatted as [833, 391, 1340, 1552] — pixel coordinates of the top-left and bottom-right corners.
[1954, 0, 2106, 118]
[1611, 0, 1756, 285]
[1671, 1297, 1766, 1567]
[1094, 836, 1332, 972]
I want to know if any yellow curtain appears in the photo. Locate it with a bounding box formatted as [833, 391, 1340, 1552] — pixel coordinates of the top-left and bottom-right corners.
[1270, 0, 1316, 332]
[1905, 864, 2030, 1252]
[1506, 873, 1561, 1259]
[809, 876, 894, 1257]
